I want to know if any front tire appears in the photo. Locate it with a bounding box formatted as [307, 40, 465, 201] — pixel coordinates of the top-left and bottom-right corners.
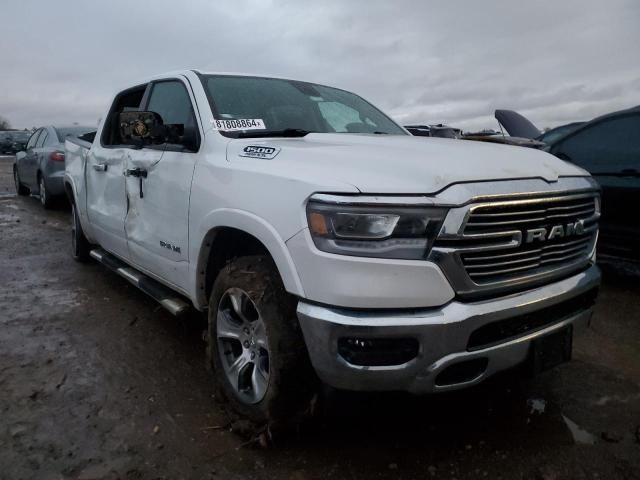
[71, 203, 91, 262]
[206, 255, 315, 427]
[13, 166, 29, 196]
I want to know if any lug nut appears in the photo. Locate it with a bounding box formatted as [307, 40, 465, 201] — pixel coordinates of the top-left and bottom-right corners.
[243, 340, 250, 348]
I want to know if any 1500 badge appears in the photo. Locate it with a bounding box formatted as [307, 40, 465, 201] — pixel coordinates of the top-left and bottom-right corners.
[239, 145, 281, 160]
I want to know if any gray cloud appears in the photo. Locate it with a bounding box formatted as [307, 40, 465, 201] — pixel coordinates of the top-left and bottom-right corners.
[1, 0, 638, 131]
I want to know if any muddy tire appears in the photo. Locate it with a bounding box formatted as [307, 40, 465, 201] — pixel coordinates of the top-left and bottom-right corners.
[206, 255, 315, 428]
[13, 166, 29, 196]
[71, 203, 91, 262]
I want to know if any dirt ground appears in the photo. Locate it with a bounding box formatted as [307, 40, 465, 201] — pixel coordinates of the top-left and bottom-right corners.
[0, 155, 639, 480]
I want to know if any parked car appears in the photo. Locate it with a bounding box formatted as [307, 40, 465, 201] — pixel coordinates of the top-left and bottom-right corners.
[14, 125, 94, 208]
[65, 70, 600, 426]
[547, 107, 640, 261]
[1, 131, 30, 154]
[0, 132, 11, 153]
[538, 122, 585, 145]
[11, 131, 31, 153]
[497, 107, 640, 261]
[405, 124, 461, 138]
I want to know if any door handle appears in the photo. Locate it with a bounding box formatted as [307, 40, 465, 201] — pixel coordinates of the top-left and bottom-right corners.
[124, 167, 147, 178]
[92, 163, 108, 172]
[124, 167, 148, 198]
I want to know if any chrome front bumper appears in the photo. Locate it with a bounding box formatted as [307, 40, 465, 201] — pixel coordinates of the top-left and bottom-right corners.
[297, 264, 600, 393]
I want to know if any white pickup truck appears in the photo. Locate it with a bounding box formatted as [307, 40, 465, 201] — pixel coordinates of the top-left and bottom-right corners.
[65, 70, 600, 425]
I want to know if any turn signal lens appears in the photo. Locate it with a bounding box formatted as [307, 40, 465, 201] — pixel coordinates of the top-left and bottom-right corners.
[309, 212, 329, 235]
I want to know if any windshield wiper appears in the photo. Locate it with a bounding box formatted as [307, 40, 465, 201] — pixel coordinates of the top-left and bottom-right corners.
[236, 128, 315, 139]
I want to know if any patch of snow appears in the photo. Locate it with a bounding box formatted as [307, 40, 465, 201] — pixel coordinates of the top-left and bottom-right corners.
[527, 398, 546, 415]
[593, 393, 640, 406]
[562, 415, 597, 445]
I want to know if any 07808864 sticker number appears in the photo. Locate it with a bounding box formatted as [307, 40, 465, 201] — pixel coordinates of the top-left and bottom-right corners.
[212, 118, 266, 131]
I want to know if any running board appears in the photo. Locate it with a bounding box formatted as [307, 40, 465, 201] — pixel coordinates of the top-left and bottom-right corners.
[89, 248, 190, 317]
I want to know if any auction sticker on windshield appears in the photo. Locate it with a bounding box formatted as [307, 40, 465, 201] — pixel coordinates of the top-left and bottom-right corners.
[212, 119, 266, 131]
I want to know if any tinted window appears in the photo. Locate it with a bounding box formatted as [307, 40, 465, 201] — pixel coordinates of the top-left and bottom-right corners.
[37, 130, 48, 147]
[554, 114, 640, 173]
[147, 80, 196, 127]
[27, 129, 42, 149]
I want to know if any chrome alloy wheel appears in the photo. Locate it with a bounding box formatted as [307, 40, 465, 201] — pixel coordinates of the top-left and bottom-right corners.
[39, 177, 46, 206]
[216, 288, 270, 404]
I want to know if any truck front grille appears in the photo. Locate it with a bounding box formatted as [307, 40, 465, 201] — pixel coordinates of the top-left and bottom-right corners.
[431, 192, 600, 298]
[461, 194, 598, 284]
[462, 235, 593, 282]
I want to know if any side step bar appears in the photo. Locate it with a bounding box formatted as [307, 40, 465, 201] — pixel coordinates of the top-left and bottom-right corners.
[89, 248, 190, 316]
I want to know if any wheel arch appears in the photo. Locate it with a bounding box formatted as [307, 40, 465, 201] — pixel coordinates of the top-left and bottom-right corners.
[63, 178, 76, 204]
[193, 209, 305, 309]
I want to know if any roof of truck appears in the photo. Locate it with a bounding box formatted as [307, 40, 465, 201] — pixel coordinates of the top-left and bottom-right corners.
[138, 69, 332, 87]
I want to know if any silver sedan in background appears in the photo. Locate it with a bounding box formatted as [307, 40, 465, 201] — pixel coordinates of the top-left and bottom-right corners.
[13, 126, 94, 208]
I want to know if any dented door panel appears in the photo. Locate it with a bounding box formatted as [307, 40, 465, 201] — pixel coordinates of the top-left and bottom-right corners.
[124, 148, 195, 291]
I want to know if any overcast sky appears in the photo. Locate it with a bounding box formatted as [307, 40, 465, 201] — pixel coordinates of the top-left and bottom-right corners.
[1, 0, 638, 131]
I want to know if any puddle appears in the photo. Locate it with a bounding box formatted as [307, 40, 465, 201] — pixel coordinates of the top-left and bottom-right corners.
[1, 277, 87, 321]
[0, 212, 19, 226]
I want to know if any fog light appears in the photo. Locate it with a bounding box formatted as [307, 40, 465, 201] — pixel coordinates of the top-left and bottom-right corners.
[338, 337, 419, 366]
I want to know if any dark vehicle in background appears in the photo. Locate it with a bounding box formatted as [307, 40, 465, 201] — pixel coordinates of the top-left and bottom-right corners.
[498, 107, 640, 261]
[405, 124, 461, 138]
[547, 107, 640, 261]
[538, 121, 585, 145]
[14, 125, 94, 208]
[1, 131, 31, 154]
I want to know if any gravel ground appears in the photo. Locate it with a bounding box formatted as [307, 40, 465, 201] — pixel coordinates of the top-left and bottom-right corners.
[0, 155, 639, 480]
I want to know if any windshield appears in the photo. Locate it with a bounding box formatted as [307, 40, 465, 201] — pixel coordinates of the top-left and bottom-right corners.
[55, 126, 95, 143]
[202, 75, 406, 138]
[539, 122, 585, 145]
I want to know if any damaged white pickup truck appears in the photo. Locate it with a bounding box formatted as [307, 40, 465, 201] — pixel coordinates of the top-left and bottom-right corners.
[65, 70, 600, 424]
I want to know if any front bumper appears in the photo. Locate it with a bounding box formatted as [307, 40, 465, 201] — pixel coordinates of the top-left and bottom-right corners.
[297, 263, 600, 393]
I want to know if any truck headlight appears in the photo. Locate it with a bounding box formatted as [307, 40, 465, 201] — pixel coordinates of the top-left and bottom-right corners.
[307, 201, 447, 259]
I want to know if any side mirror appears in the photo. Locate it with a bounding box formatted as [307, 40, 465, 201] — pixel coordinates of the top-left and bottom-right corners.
[118, 111, 165, 146]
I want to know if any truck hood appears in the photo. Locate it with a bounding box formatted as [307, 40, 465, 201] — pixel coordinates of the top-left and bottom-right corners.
[227, 133, 588, 194]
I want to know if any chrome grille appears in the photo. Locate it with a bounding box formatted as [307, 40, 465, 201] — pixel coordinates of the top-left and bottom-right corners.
[431, 192, 599, 298]
[464, 195, 597, 233]
[462, 235, 593, 280]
